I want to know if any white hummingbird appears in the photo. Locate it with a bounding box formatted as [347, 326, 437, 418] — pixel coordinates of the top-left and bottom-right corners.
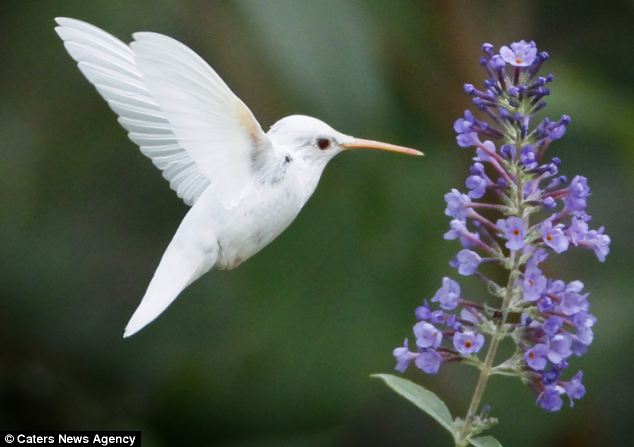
[54, 17, 423, 338]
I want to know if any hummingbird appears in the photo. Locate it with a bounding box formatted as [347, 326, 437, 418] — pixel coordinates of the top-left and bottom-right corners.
[54, 17, 423, 338]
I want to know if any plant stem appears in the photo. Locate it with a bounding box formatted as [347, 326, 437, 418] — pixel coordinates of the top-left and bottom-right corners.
[456, 165, 525, 447]
[456, 255, 519, 446]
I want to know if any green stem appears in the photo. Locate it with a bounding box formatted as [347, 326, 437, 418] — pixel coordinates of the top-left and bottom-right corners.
[456, 255, 520, 446]
[456, 164, 526, 446]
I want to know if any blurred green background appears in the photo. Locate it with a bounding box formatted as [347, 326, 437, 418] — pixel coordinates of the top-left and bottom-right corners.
[1, 1, 632, 446]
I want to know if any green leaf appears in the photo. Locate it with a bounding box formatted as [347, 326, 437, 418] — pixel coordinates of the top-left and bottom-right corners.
[372, 373, 455, 435]
[470, 435, 503, 447]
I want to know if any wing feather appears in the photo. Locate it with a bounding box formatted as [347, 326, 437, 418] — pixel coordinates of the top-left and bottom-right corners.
[55, 17, 274, 206]
[130, 31, 275, 206]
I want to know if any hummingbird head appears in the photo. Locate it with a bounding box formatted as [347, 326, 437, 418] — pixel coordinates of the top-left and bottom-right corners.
[267, 115, 423, 167]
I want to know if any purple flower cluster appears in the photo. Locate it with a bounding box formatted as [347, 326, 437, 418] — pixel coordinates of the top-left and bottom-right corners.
[394, 40, 610, 413]
[520, 272, 595, 411]
[394, 277, 486, 374]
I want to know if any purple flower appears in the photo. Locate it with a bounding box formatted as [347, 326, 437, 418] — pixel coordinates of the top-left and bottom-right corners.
[497, 216, 527, 250]
[537, 296, 555, 313]
[500, 40, 537, 67]
[474, 140, 496, 163]
[559, 281, 589, 316]
[525, 343, 549, 370]
[470, 162, 486, 177]
[543, 197, 557, 209]
[541, 220, 569, 253]
[500, 144, 516, 160]
[457, 132, 479, 148]
[415, 300, 432, 321]
[489, 54, 505, 70]
[446, 314, 459, 329]
[444, 219, 481, 249]
[413, 321, 442, 349]
[537, 386, 564, 412]
[571, 311, 596, 330]
[455, 249, 482, 276]
[564, 175, 590, 211]
[527, 248, 549, 268]
[454, 110, 475, 133]
[444, 189, 471, 220]
[393, 40, 609, 416]
[460, 307, 480, 324]
[569, 175, 590, 196]
[543, 316, 564, 337]
[522, 266, 547, 301]
[415, 349, 443, 374]
[548, 279, 566, 295]
[393, 339, 418, 373]
[542, 367, 562, 385]
[564, 371, 586, 406]
[547, 333, 573, 365]
[431, 277, 461, 310]
[575, 326, 594, 347]
[453, 331, 485, 356]
[548, 122, 567, 140]
[520, 145, 538, 169]
[507, 85, 519, 97]
[571, 339, 589, 356]
[582, 227, 611, 262]
[481, 42, 494, 54]
[430, 310, 447, 325]
[466, 174, 487, 198]
[444, 219, 466, 240]
[540, 115, 570, 141]
[567, 217, 588, 245]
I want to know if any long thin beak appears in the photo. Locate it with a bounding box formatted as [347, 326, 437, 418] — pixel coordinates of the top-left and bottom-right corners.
[342, 138, 424, 156]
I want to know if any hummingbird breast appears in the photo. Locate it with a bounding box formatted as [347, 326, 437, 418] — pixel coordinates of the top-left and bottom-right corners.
[209, 172, 311, 269]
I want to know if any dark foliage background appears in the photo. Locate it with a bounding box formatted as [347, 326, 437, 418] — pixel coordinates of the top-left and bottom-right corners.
[1, 1, 632, 446]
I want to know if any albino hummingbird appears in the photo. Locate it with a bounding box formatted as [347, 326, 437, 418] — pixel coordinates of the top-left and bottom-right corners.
[54, 17, 423, 337]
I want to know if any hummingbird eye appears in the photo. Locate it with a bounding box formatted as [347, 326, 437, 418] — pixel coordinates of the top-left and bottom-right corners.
[316, 138, 332, 150]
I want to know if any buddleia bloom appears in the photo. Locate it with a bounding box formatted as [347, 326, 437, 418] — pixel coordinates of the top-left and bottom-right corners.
[393, 40, 610, 415]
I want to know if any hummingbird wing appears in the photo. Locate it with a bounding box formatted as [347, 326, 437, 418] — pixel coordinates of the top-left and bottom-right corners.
[55, 17, 276, 207]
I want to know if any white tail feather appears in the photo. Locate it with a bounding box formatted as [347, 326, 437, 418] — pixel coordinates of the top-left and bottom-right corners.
[124, 213, 218, 337]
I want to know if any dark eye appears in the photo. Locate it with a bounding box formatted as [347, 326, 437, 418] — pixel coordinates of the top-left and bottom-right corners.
[317, 138, 331, 150]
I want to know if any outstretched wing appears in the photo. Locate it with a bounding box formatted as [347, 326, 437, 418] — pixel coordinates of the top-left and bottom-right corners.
[55, 17, 276, 207]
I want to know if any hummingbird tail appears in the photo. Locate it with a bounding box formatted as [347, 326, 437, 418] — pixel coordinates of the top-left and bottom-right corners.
[123, 224, 218, 338]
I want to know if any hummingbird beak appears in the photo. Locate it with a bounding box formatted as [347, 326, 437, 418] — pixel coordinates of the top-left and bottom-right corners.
[342, 138, 424, 156]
